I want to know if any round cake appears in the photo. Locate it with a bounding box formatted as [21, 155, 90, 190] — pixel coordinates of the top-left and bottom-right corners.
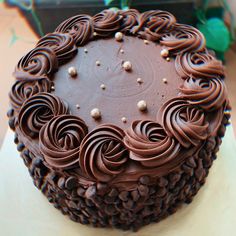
[8, 9, 230, 231]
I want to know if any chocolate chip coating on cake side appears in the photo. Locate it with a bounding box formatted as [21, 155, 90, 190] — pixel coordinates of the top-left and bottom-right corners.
[8, 8, 230, 231]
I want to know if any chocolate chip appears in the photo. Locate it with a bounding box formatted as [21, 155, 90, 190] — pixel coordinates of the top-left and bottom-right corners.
[157, 177, 168, 187]
[142, 206, 153, 217]
[144, 198, 155, 205]
[17, 143, 25, 152]
[123, 199, 134, 209]
[218, 125, 226, 137]
[8, 117, 15, 130]
[138, 185, 149, 197]
[68, 200, 78, 209]
[32, 157, 43, 168]
[156, 187, 167, 197]
[119, 191, 129, 201]
[85, 185, 96, 199]
[139, 176, 150, 185]
[182, 164, 194, 176]
[96, 182, 107, 195]
[7, 108, 14, 117]
[186, 157, 197, 168]
[77, 187, 85, 197]
[105, 205, 118, 215]
[131, 190, 140, 201]
[58, 177, 65, 189]
[206, 137, 216, 150]
[14, 134, 19, 144]
[169, 173, 181, 184]
[108, 188, 118, 197]
[195, 160, 206, 182]
[65, 176, 77, 190]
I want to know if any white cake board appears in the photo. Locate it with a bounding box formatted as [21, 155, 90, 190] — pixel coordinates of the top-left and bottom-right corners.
[1, 126, 236, 236]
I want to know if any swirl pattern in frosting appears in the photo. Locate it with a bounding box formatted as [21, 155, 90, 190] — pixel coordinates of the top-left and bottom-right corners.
[79, 124, 128, 182]
[36, 33, 77, 65]
[133, 10, 176, 40]
[93, 10, 123, 37]
[119, 9, 139, 33]
[14, 47, 58, 80]
[179, 77, 227, 111]
[158, 99, 209, 148]
[39, 115, 88, 169]
[55, 15, 93, 46]
[124, 120, 180, 167]
[175, 51, 225, 79]
[9, 78, 52, 112]
[160, 23, 205, 54]
[18, 92, 69, 138]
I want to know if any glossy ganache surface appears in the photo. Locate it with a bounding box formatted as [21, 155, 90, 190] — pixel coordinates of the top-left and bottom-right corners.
[52, 36, 182, 130]
[8, 9, 230, 230]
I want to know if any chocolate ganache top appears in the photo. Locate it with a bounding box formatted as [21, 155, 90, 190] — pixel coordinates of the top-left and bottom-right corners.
[10, 9, 229, 187]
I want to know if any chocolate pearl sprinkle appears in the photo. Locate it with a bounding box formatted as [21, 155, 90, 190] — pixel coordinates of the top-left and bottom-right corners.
[121, 117, 127, 123]
[137, 100, 147, 111]
[160, 48, 169, 57]
[162, 78, 168, 84]
[115, 32, 123, 41]
[123, 61, 132, 71]
[100, 84, 106, 90]
[91, 108, 101, 120]
[137, 78, 143, 84]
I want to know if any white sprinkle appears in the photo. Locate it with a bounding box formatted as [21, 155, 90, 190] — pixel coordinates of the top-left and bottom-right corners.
[144, 39, 149, 45]
[96, 60, 101, 66]
[84, 48, 88, 53]
[115, 32, 123, 41]
[123, 61, 132, 71]
[160, 48, 169, 57]
[68, 66, 77, 77]
[100, 84, 106, 90]
[137, 100, 147, 111]
[137, 78, 143, 84]
[90, 108, 101, 120]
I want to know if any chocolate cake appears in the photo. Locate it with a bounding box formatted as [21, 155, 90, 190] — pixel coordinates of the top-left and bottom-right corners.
[8, 9, 230, 231]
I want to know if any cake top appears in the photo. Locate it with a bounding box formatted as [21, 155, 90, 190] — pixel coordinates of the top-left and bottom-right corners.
[9, 9, 228, 187]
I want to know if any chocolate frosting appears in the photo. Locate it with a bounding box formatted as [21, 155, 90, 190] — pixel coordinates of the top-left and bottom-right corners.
[14, 47, 58, 80]
[37, 33, 78, 65]
[133, 10, 176, 40]
[55, 15, 93, 46]
[9, 78, 52, 112]
[158, 99, 209, 148]
[175, 50, 225, 79]
[79, 124, 128, 182]
[93, 10, 123, 37]
[9, 9, 229, 187]
[39, 114, 88, 169]
[124, 120, 180, 167]
[18, 92, 69, 138]
[119, 9, 139, 33]
[160, 23, 205, 54]
[179, 77, 227, 111]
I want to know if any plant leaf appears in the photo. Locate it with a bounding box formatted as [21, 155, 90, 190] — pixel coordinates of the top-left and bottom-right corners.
[104, 0, 115, 6]
[197, 17, 230, 52]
